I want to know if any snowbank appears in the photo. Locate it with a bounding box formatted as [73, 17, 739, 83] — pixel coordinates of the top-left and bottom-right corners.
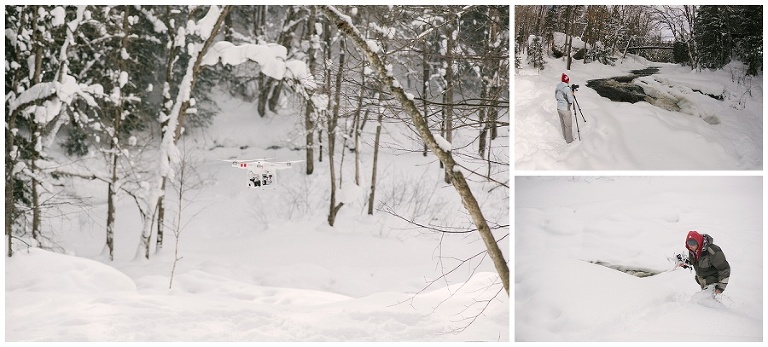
[6, 248, 137, 293]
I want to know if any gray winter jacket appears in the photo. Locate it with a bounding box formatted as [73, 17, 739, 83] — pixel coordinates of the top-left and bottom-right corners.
[689, 241, 731, 292]
[555, 82, 574, 111]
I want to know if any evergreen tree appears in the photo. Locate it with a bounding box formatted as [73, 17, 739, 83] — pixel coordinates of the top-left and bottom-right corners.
[543, 6, 557, 53]
[527, 36, 546, 70]
[696, 5, 730, 69]
[696, 5, 763, 75]
[732, 6, 762, 75]
[672, 41, 690, 65]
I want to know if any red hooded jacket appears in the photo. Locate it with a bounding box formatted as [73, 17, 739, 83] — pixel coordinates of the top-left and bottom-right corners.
[685, 230, 705, 260]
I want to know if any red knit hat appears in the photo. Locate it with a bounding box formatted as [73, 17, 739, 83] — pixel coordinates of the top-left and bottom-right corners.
[562, 73, 569, 83]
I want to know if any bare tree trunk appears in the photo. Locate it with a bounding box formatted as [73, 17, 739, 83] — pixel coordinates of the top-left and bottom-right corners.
[442, 20, 455, 184]
[268, 79, 284, 112]
[422, 34, 431, 157]
[106, 104, 121, 259]
[565, 6, 574, 70]
[224, 8, 233, 42]
[327, 36, 346, 226]
[28, 6, 44, 244]
[105, 8, 132, 261]
[367, 91, 384, 216]
[352, 62, 366, 186]
[683, 5, 698, 69]
[155, 179, 166, 252]
[318, 19, 332, 165]
[352, 95, 362, 186]
[254, 6, 267, 39]
[488, 6, 502, 142]
[478, 87, 488, 157]
[318, 129, 323, 162]
[106, 173, 116, 260]
[5, 106, 17, 256]
[304, 102, 316, 174]
[304, 7, 317, 175]
[255, 6, 267, 115]
[30, 131, 41, 243]
[322, 6, 509, 294]
[257, 81, 271, 116]
[6, 102, 18, 257]
[478, 7, 492, 157]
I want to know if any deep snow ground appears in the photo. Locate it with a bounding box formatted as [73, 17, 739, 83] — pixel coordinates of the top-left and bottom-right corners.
[515, 54, 763, 170]
[515, 176, 762, 341]
[5, 91, 509, 342]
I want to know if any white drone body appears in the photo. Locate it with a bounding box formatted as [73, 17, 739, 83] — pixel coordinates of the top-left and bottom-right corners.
[226, 158, 302, 189]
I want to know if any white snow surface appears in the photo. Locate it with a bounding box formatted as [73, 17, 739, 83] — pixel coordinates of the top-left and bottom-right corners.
[5, 90, 509, 342]
[516, 176, 762, 341]
[203, 41, 290, 81]
[515, 54, 762, 170]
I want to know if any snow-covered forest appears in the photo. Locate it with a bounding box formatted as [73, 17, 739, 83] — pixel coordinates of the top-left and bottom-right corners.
[515, 5, 762, 169]
[5, 5, 509, 341]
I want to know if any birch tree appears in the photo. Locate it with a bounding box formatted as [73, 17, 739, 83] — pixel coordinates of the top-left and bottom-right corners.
[441, 17, 455, 184]
[302, 6, 319, 175]
[326, 34, 346, 226]
[137, 5, 232, 259]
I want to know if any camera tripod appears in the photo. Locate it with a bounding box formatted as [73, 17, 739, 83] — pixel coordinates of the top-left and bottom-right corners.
[572, 92, 587, 141]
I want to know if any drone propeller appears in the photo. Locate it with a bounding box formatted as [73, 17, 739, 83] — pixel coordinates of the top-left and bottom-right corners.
[221, 157, 273, 163]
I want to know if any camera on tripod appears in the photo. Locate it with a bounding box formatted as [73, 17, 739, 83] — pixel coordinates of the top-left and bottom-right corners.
[570, 84, 580, 92]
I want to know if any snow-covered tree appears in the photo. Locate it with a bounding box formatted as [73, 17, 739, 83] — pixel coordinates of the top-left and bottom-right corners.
[63, 6, 167, 261]
[696, 6, 730, 70]
[319, 5, 509, 295]
[652, 5, 698, 69]
[266, 6, 305, 116]
[696, 5, 763, 76]
[5, 5, 103, 255]
[137, 5, 233, 259]
[527, 35, 546, 70]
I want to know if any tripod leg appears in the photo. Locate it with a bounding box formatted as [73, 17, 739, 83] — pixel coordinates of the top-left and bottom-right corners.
[573, 107, 581, 141]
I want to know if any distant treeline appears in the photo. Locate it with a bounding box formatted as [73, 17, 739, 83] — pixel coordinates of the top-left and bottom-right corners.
[515, 5, 762, 75]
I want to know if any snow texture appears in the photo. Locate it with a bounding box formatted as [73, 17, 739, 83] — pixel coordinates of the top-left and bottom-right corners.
[203, 42, 288, 80]
[516, 176, 762, 341]
[433, 134, 452, 152]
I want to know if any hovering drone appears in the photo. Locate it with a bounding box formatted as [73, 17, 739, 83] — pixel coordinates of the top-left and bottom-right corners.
[225, 158, 302, 189]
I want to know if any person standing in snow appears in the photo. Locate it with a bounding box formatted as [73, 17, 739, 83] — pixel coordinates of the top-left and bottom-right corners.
[684, 230, 730, 294]
[555, 72, 575, 143]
